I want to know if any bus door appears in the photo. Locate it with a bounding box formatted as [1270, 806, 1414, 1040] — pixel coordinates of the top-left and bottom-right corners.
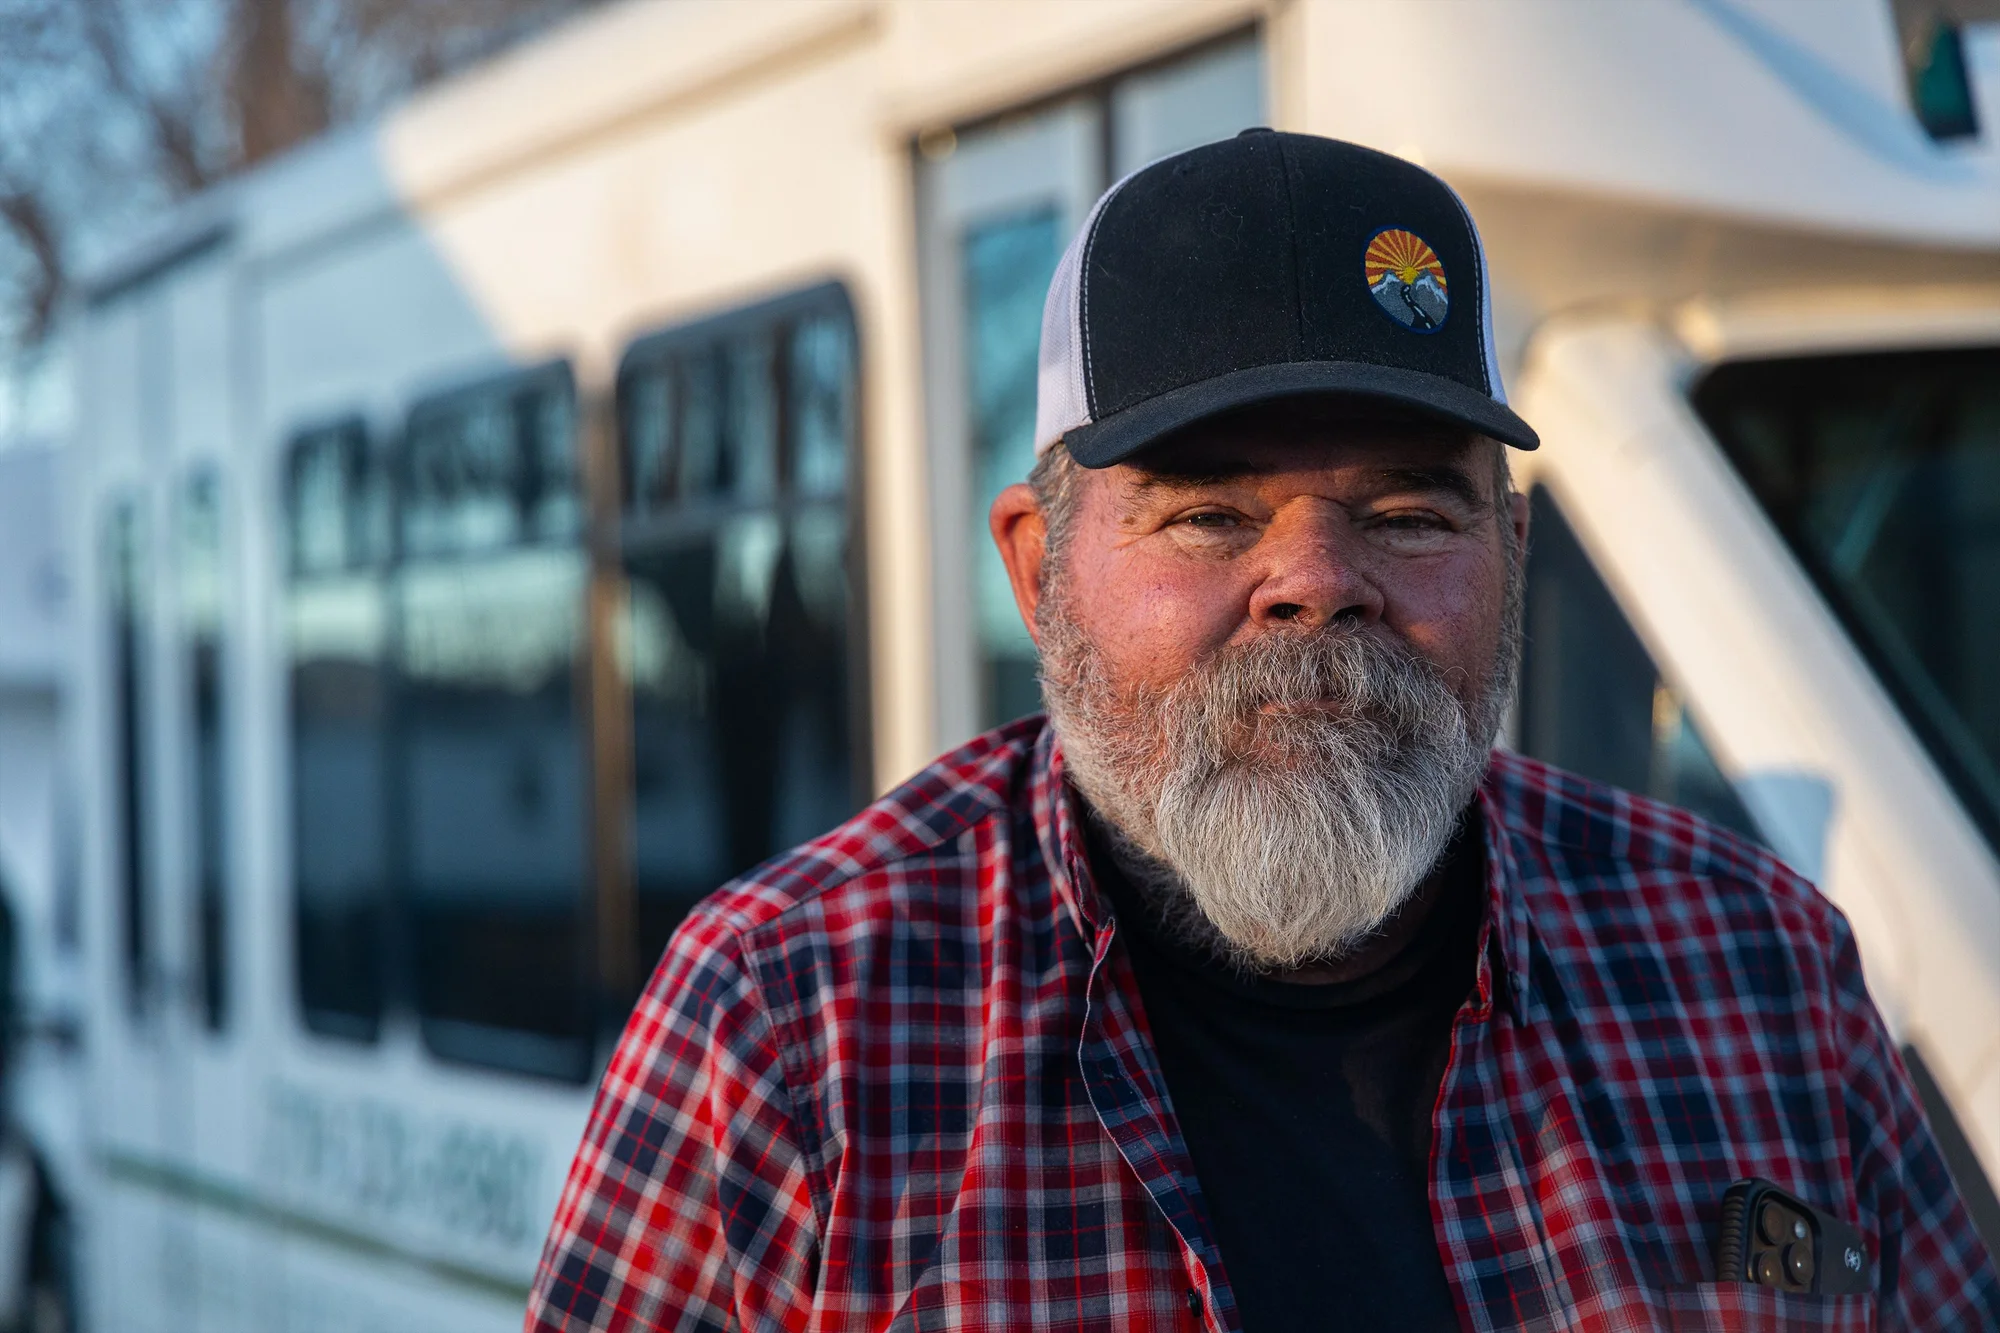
[86, 280, 206, 1332]
[152, 255, 257, 1333]
[167, 453, 261, 1333]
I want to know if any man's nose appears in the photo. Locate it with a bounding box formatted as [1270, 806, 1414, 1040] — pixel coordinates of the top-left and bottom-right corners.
[1245, 505, 1385, 630]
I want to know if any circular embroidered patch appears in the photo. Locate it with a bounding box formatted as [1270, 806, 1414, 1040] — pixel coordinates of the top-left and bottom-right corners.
[1365, 228, 1449, 332]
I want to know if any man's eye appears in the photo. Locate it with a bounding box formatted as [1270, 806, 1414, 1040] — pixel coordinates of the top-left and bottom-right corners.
[1369, 511, 1458, 553]
[1180, 512, 1239, 529]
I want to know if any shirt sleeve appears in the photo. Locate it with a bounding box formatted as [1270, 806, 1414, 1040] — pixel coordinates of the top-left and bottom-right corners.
[1826, 921, 2000, 1328]
[525, 909, 819, 1333]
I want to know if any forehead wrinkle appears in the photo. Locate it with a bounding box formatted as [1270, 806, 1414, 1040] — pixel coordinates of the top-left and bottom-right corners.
[1116, 459, 1491, 514]
[1125, 474, 1240, 502]
[1128, 460, 1274, 491]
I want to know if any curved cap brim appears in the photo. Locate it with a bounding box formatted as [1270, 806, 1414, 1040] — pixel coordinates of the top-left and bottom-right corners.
[1059, 360, 1539, 468]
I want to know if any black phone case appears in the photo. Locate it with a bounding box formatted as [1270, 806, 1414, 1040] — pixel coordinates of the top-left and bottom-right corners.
[1715, 1178, 1869, 1297]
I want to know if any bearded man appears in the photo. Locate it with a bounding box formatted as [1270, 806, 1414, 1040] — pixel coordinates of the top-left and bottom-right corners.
[526, 132, 1998, 1332]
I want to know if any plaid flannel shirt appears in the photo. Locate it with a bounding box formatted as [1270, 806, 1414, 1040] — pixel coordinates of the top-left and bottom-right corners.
[526, 717, 1999, 1332]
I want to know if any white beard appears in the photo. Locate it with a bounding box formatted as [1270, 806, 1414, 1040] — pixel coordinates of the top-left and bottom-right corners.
[1041, 600, 1514, 972]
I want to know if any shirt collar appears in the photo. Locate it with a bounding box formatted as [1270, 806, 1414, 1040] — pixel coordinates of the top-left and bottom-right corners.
[1473, 772, 1537, 1023]
[1031, 724, 1110, 946]
[1032, 722, 1538, 1022]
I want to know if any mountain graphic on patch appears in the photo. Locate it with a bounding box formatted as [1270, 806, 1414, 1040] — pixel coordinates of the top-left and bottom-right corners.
[1365, 229, 1449, 332]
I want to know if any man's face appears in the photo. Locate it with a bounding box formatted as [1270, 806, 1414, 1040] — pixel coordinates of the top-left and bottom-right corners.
[991, 406, 1528, 969]
[1044, 418, 1519, 721]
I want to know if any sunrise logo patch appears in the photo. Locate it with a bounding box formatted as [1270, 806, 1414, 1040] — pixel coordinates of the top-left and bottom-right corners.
[1365, 229, 1448, 332]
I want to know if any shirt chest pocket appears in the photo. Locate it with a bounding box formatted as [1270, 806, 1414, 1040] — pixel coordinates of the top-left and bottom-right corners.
[1656, 1282, 1877, 1331]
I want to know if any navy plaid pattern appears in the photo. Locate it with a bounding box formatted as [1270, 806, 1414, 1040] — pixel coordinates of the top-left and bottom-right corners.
[527, 718, 1999, 1331]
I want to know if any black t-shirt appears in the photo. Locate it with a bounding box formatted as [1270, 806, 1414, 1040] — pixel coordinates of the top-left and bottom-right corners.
[1094, 815, 1485, 1333]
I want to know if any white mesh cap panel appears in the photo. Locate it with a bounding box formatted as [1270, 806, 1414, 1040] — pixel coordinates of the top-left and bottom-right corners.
[1435, 168, 1507, 405]
[1471, 204, 1507, 406]
[1033, 221, 1090, 457]
[1034, 174, 1134, 457]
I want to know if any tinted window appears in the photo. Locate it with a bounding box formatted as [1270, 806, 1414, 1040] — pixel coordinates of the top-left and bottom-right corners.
[286, 420, 391, 1040]
[399, 365, 590, 1081]
[617, 287, 868, 985]
[1692, 349, 2000, 858]
[921, 31, 1264, 737]
[1519, 485, 1764, 841]
[1110, 32, 1266, 177]
[178, 466, 230, 1031]
[104, 496, 153, 1017]
[53, 783, 79, 954]
[963, 209, 1061, 726]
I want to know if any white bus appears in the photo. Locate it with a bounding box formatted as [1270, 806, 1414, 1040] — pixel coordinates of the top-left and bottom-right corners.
[41, 0, 2000, 1328]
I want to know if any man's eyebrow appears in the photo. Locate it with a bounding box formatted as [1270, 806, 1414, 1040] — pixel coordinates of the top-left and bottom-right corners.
[1128, 470, 1252, 497]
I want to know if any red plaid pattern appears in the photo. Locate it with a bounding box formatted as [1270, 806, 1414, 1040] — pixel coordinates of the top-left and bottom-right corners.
[526, 718, 1998, 1331]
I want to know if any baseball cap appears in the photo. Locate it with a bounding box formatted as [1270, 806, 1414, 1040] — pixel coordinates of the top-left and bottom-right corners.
[1034, 129, 1538, 467]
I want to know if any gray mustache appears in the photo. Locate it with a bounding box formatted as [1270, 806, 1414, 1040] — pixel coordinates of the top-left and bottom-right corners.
[1165, 627, 1466, 759]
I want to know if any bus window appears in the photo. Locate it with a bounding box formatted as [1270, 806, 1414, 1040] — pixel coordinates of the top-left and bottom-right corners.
[178, 466, 229, 1032]
[1110, 33, 1267, 177]
[1693, 348, 2000, 860]
[104, 496, 153, 1018]
[617, 286, 869, 983]
[286, 421, 391, 1042]
[399, 364, 591, 1082]
[962, 207, 1063, 726]
[919, 30, 1265, 740]
[1518, 484, 1765, 842]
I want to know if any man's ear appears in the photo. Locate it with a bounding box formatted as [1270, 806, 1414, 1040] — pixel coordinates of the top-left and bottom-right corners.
[1508, 487, 1530, 553]
[989, 482, 1047, 645]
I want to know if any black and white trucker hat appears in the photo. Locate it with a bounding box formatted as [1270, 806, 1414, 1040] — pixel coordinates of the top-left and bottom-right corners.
[1034, 129, 1538, 467]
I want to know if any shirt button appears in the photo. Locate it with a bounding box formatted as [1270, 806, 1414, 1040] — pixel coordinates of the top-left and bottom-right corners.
[1186, 1287, 1202, 1319]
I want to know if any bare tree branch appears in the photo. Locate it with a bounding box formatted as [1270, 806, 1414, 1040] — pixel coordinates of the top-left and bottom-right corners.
[0, 0, 605, 349]
[232, 0, 330, 166]
[0, 183, 63, 343]
[75, 0, 220, 195]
